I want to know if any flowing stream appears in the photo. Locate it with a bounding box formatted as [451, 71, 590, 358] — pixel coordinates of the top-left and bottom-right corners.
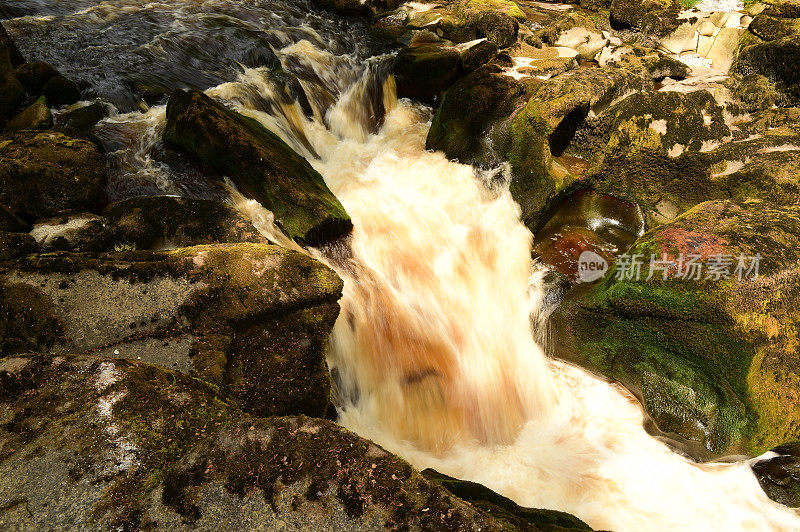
[5, 1, 800, 530]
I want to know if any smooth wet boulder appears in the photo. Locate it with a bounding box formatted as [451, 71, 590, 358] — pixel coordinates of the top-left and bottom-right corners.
[551, 199, 800, 457]
[4, 96, 52, 132]
[752, 443, 800, 508]
[63, 101, 108, 131]
[42, 74, 81, 107]
[0, 130, 106, 218]
[0, 243, 342, 418]
[163, 89, 351, 247]
[0, 353, 536, 531]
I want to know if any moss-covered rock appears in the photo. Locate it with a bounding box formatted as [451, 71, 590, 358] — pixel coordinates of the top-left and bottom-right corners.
[85, 196, 269, 252]
[0, 130, 106, 219]
[422, 469, 594, 531]
[0, 353, 537, 531]
[610, 0, 682, 37]
[550, 200, 800, 457]
[0, 231, 37, 261]
[13, 61, 59, 97]
[0, 243, 342, 418]
[591, 100, 800, 225]
[0, 203, 26, 233]
[4, 96, 52, 132]
[163, 89, 351, 247]
[733, 32, 800, 106]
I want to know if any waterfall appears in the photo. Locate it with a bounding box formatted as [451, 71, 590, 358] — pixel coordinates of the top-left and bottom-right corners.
[12, 1, 798, 528]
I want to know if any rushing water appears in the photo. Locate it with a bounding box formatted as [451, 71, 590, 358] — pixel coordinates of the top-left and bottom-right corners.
[5, 1, 800, 530]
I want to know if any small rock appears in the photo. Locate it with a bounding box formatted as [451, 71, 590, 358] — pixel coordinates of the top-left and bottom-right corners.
[13, 61, 59, 96]
[5, 96, 52, 132]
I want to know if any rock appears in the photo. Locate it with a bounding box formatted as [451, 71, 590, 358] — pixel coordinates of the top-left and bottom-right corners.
[748, 14, 800, 41]
[706, 26, 743, 71]
[394, 43, 464, 104]
[422, 469, 594, 531]
[163, 90, 351, 247]
[475, 10, 520, 48]
[592, 100, 800, 225]
[0, 243, 342, 418]
[0, 23, 24, 68]
[13, 61, 59, 96]
[733, 32, 800, 106]
[752, 443, 800, 508]
[63, 101, 108, 131]
[41, 75, 81, 107]
[0, 29, 23, 123]
[427, 63, 529, 165]
[4, 96, 52, 132]
[0, 231, 37, 260]
[610, 0, 682, 37]
[82, 196, 270, 252]
[729, 74, 781, 111]
[0, 131, 107, 219]
[550, 199, 800, 457]
[555, 27, 608, 60]
[29, 212, 106, 252]
[0, 353, 538, 531]
[0, 203, 26, 232]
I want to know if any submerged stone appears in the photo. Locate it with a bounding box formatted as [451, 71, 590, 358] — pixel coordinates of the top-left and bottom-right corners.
[163, 89, 351, 247]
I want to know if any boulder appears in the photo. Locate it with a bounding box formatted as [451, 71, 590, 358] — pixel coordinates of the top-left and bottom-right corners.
[733, 32, 800, 106]
[610, 0, 682, 37]
[550, 200, 800, 457]
[0, 203, 26, 232]
[0, 243, 342, 418]
[0, 231, 37, 260]
[311, 0, 401, 16]
[63, 101, 108, 131]
[0, 353, 541, 531]
[592, 101, 800, 225]
[0, 131, 106, 219]
[0, 23, 24, 68]
[13, 61, 59, 97]
[41, 74, 81, 107]
[4, 96, 52, 132]
[751, 443, 800, 508]
[163, 90, 351, 247]
[394, 39, 500, 104]
[86, 196, 270, 252]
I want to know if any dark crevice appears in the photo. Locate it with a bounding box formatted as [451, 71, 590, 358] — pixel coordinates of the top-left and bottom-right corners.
[548, 105, 589, 158]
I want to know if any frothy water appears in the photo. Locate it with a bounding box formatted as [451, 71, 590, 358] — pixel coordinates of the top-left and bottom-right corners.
[7, 1, 800, 529]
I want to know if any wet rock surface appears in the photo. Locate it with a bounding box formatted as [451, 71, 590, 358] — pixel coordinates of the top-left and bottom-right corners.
[163, 89, 352, 248]
[0, 354, 575, 531]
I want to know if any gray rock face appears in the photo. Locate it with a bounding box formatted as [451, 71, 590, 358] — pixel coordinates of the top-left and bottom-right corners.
[0, 354, 537, 531]
[0, 243, 343, 418]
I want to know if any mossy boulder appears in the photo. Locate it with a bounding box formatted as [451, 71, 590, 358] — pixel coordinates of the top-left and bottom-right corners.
[0, 203, 26, 233]
[0, 353, 539, 531]
[5, 96, 52, 132]
[592, 101, 800, 225]
[163, 89, 351, 247]
[550, 199, 800, 457]
[0, 243, 343, 418]
[0, 231, 37, 260]
[87, 196, 269, 252]
[0, 130, 106, 219]
[394, 40, 499, 104]
[733, 32, 800, 106]
[422, 469, 594, 531]
[13, 61, 59, 97]
[610, 0, 682, 37]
